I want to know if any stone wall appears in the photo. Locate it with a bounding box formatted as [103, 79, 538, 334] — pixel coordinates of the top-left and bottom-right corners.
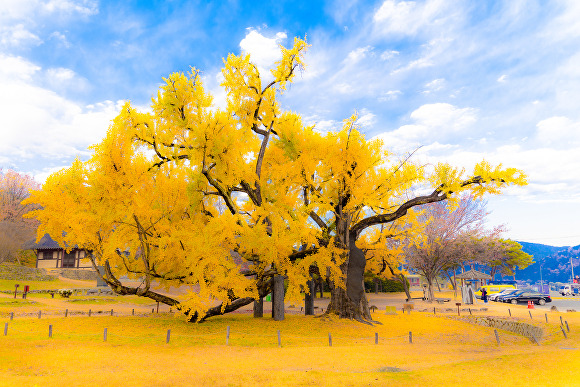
[57, 268, 99, 281]
[451, 315, 544, 341]
[0, 263, 56, 281]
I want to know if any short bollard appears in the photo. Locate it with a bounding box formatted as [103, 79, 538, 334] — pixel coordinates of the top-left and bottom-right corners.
[328, 333, 332, 347]
[494, 329, 500, 345]
[375, 332, 378, 344]
[89, 309, 91, 317]
[433, 307, 436, 315]
[65, 309, 68, 318]
[226, 326, 230, 345]
[103, 328, 107, 342]
[110, 309, 114, 316]
[166, 329, 171, 344]
[409, 331, 413, 344]
[10, 312, 13, 321]
[49, 325, 53, 338]
[38, 311, 41, 319]
[132, 309, 135, 316]
[277, 330, 281, 347]
[4, 323, 7, 336]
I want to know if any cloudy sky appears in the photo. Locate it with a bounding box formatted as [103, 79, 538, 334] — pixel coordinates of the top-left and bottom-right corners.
[1, 0, 579, 246]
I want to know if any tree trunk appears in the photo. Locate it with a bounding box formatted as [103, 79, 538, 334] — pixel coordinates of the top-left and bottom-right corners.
[253, 297, 263, 318]
[271, 275, 285, 321]
[325, 234, 373, 323]
[398, 273, 412, 301]
[426, 276, 436, 302]
[304, 280, 314, 315]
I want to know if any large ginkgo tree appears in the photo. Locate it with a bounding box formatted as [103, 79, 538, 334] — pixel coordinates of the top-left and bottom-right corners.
[26, 37, 527, 323]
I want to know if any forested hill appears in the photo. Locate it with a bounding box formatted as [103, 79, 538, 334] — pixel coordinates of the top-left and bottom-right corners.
[516, 241, 580, 283]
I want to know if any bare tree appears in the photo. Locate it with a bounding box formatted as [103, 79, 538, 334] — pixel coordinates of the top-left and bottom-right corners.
[405, 195, 487, 301]
[0, 170, 40, 264]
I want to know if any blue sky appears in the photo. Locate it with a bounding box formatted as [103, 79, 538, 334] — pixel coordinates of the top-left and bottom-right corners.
[1, 0, 580, 246]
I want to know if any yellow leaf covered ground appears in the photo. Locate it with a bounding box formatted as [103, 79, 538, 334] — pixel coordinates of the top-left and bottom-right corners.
[1, 302, 579, 387]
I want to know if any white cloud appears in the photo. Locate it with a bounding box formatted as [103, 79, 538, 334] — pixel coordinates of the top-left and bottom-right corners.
[497, 74, 508, 83]
[372, 103, 478, 152]
[239, 30, 287, 70]
[0, 54, 120, 165]
[380, 50, 399, 60]
[49, 31, 71, 48]
[378, 90, 402, 101]
[0, 24, 42, 47]
[535, 116, 580, 146]
[356, 109, 376, 128]
[344, 46, 373, 64]
[423, 78, 445, 94]
[373, 0, 458, 36]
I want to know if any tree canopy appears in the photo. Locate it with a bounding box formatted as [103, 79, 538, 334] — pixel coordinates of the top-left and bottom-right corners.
[26, 37, 527, 323]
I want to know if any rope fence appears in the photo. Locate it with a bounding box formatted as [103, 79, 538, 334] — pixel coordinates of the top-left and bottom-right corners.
[0, 305, 574, 348]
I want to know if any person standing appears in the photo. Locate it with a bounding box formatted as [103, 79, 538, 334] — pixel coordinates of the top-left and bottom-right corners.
[481, 288, 488, 303]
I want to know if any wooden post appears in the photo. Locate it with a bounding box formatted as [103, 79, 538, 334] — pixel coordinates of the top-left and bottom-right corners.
[4, 323, 7, 336]
[65, 309, 68, 318]
[88, 309, 91, 317]
[110, 309, 114, 316]
[277, 330, 281, 347]
[561, 326, 567, 339]
[10, 312, 13, 320]
[529, 310, 533, 320]
[494, 329, 500, 345]
[566, 321, 570, 332]
[253, 297, 264, 318]
[508, 309, 511, 317]
[469, 308, 472, 315]
[156, 301, 159, 313]
[49, 325, 53, 338]
[409, 331, 413, 344]
[226, 325, 230, 345]
[151, 308, 154, 314]
[305, 280, 314, 316]
[103, 328, 107, 342]
[433, 307, 436, 315]
[38, 310, 41, 319]
[272, 275, 285, 321]
[560, 316, 563, 325]
[375, 332, 378, 344]
[166, 329, 171, 344]
[545, 313, 548, 323]
[328, 333, 332, 347]
[132, 309, 135, 316]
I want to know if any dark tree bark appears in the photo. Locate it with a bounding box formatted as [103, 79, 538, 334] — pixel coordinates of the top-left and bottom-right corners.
[304, 280, 314, 315]
[272, 275, 285, 321]
[253, 297, 263, 318]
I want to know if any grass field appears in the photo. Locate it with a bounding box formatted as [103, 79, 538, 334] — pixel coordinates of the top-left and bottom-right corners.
[2, 294, 580, 387]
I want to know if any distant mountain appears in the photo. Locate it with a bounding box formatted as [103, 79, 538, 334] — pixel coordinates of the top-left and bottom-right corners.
[515, 241, 580, 283]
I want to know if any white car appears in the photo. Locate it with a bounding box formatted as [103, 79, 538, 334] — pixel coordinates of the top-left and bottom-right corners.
[559, 284, 580, 296]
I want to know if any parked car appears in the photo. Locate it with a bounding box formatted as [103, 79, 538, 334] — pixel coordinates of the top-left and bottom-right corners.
[489, 289, 520, 302]
[474, 284, 517, 300]
[501, 290, 552, 305]
[559, 284, 580, 296]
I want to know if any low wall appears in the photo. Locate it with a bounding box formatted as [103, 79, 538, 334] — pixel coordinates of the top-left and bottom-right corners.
[451, 316, 544, 341]
[0, 263, 55, 281]
[57, 268, 99, 281]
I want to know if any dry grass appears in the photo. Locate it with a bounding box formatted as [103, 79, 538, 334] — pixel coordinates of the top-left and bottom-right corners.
[1, 304, 579, 386]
